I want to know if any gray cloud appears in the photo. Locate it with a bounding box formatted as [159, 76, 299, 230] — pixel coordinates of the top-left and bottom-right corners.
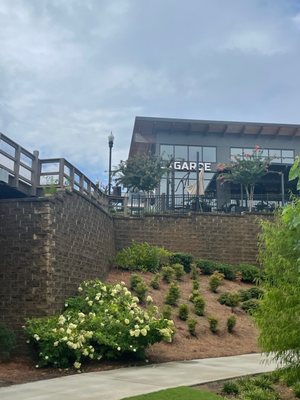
[1, 0, 300, 185]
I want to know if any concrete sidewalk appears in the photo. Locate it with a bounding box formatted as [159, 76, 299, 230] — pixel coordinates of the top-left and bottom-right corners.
[0, 353, 277, 400]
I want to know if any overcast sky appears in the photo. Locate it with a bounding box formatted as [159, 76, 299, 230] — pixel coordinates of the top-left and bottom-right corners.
[1, 0, 300, 186]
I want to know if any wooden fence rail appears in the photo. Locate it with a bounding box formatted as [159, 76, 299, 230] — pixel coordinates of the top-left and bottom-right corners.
[0, 132, 108, 207]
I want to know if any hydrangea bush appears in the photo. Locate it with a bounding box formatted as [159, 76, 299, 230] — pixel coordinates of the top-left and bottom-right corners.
[25, 280, 174, 370]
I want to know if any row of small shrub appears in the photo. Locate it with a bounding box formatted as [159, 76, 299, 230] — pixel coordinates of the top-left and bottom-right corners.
[187, 315, 236, 336]
[196, 259, 261, 283]
[218, 287, 264, 313]
[115, 242, 194, 273]
[115, 242, 261, 284]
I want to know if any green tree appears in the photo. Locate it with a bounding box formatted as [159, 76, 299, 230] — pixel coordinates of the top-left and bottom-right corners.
[113, 154, 165, 192]
[218, 146, 270, 211]
[255, 158, 300, 375]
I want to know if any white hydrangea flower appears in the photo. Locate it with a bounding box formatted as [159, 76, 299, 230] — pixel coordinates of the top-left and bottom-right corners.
[58, 315, 66, 325]
[74, 361, 81, 369]
[141, 328, 147, 336]
[146, 296, 153, 303]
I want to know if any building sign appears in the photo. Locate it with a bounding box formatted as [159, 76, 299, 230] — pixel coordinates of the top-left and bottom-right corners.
[173, 161, 212, 172]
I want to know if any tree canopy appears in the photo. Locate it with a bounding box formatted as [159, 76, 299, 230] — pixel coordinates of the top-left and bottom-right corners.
[255, 158, 300, 377]
[218, 146, 270, 211]
[113, 154, 166, 192]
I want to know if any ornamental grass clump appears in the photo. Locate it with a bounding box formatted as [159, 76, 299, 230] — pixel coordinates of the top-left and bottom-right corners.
[25, 280, 175, 369]
[165, 283, 180, 306]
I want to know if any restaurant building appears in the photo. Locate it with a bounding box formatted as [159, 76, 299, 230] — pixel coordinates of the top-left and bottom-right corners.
[128, 116, 300, 211]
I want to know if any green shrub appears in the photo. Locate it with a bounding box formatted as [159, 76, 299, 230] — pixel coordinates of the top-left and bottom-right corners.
[251, 375, 275, 391]
[237, 263, 261, 283]
[218, 292, 240, 308]
[115, 241, 171, 272]
[187, 318, 197, 336]
[150, 273, 161, 290]
[190, 264, 199, 280]
[172, 263, 185, 281]
[162, 305, 172, 319]
[239, 287, 264, 301]
[192, 279, 199, 291]
[25, 280, 175, 369]
[161, 266, 174, 283]
[241, 299, 260, 314]
[208, 316, 218, 333]
[193, 296, 205, 316]
[227, 315, 237, 333]
[209, 271, 224, 293]
[130, 273, 143, 290]
[196, 259, 219, 275]
[134, 281, 148, 303]
[222, 381, 240, 395]
[170, 253, 193, 273]
[178, 304, 189, 321]
[189, 289, 201, 303]
[214, 264, 236, 281]
[293, 382, 300, 398]
[0, 324, 16, 360]
[130, 274, 148, 302]
[165, 283, 180, 306]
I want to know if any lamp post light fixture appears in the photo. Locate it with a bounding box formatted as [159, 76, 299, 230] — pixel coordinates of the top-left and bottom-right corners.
[108, 132, 114, 195]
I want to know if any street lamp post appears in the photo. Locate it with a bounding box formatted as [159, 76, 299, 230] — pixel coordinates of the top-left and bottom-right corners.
[108, 132, 114, 195]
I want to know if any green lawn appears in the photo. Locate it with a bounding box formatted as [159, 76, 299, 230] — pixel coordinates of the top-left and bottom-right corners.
[121, 386, 223, 400]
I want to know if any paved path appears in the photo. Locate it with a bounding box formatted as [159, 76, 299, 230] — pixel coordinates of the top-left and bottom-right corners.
[0, 353, 277, 400]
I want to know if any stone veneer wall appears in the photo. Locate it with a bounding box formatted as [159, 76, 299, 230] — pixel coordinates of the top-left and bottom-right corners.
[0, 190, 115, 340]
[114, 213, 273, 265]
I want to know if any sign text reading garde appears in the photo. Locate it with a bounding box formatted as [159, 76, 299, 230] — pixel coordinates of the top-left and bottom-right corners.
[173, 161, 212, 172]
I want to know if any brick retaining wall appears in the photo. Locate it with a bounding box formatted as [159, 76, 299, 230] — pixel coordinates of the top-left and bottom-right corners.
[114, 213, 273, 265]
[0, 190, 115, 341]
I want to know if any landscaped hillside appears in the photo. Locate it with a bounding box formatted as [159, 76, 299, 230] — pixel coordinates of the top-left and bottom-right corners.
[107, 268, 259, 362]
[0, 243, 262, 385]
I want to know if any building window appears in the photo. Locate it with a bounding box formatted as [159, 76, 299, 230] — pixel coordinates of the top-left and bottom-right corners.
[160, 144, 174, 160]
[230, 147, 294, 164]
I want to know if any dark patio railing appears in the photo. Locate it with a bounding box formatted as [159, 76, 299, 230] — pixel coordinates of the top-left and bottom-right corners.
[109, 192, 284, 216]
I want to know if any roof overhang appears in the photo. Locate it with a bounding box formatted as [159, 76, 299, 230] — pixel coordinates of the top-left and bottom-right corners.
[129, 116, 300, 158]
